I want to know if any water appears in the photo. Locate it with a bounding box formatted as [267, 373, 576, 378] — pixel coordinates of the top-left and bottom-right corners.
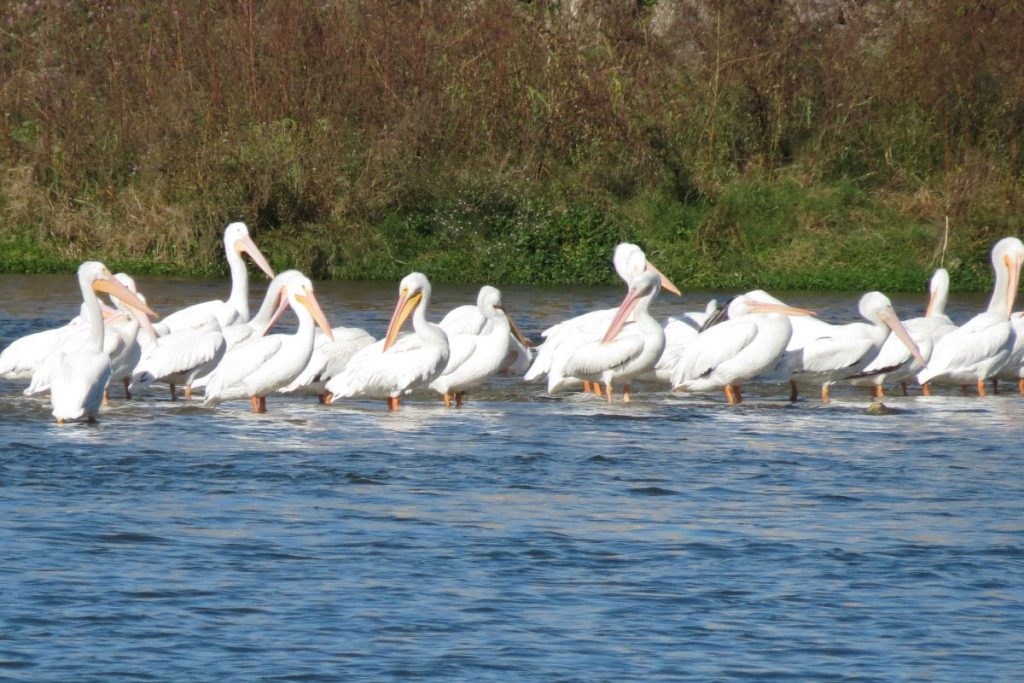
[1, 274, 1022, 681]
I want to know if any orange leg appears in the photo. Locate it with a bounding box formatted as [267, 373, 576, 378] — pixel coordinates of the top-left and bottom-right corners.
[604, 382, 613, 403]
[622, 385, 631, 403]
[1019, 378, 1024, 395]
[387, 396, 400, 411]
[821, 384, 831, 403]
[102, 389, 110, 406]
[184, 385, 193, 401]
[443, 392, 452, 408]
[977, 379, 987, 397]
[318, 391, 333, 404]
[922, 383, 932, 397]
[250, 395, 267, 413]
[582, 381, 592, 393]
[592, 382, 603, 397]
[724, 385, 737, 405]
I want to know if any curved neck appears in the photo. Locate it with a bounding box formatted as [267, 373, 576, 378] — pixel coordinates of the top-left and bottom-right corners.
[987, 261, 1010, 317]
[80, 278, 104, 353]
[929, 283, 949, 317]
[249, 285, 280, 330]
[226, 246, 250, 321]
[412, 291, 445, 345]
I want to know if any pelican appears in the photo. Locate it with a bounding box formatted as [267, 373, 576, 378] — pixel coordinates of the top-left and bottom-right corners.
[326, 272, 450, 410]
[50, 262, 157, 423]
[155, 221, 275, 334]
[203, 273, 334, 413]
[105, 274, 154, 400]
[917, 237, 1024, 395]
[430, 286, 530, 406]
[785, 291, 927, 402]
[546, 270, 665, 402]
[131, 316, 226, 400]
[220, 269, 297, 349]
[279, 325, 376, 402]
[525, 242, 679, 389]
[439, 286, 533, 376]
[671, 295, 815, 404]
[648, 298, 722, 383]
[994, 311, 1024, 394]
[848, 268, 955, 397]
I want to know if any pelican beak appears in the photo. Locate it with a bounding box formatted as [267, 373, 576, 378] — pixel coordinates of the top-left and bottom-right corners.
[878, 307, 928, 368]
[748, 301, 816, 317]
[384, 290, 422, 351]
[263, 290, 291, 336]
[645, 261, 681, 297]
[602, 285, 643, 343]
[1004, 252, 1023, 318]
[924, 289, 939, 318]
[497, 305, 532, 348]
[296, 289, 334, 342]
[93, 277, 160, 340]
[236, 234, 276, 280]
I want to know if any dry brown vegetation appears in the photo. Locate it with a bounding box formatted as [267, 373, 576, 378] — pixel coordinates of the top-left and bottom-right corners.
[1, 0, 1022, 288]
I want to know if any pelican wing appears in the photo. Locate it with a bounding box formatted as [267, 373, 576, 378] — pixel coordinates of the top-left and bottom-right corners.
[563, 332, 645, 378]
[800, 333, 874, 374]
[672, 319, 759, 386]
[439, 305, 485, 336]
[133, 326, 226, 385]
[923, 315, 1010, 379]
[202, 335, 285, 403]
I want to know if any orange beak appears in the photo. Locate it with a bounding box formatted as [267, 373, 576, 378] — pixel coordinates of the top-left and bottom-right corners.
[384, 290, 422, 351]
[236, 234, 276, 280]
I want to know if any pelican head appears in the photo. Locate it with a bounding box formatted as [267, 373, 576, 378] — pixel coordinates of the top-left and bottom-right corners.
[612, 242, 681, 297]
[860, 291, 927, 367]
[286, 273, 334, 342]
[478, 285, 531, 348]
[990, 237, 1024, 318]
[602, 270, 662, 343]
[224, 221, 275, 280]
[731, 295, 815, 318]
[384, 272, 432, 351]
[924, 268, 950, 318]
[80, 262, 159, 329]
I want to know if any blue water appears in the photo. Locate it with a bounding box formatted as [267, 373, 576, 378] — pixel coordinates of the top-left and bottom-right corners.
[1, 275, 1022, 681]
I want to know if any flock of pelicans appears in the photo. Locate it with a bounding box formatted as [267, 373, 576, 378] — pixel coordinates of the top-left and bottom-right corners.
[1, 221, 1023, 423]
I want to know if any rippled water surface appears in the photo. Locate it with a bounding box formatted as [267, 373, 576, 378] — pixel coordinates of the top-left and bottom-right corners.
[1, 274, 1022, 681]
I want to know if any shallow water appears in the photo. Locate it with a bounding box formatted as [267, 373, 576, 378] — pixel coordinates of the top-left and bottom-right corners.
[1, 274, 1022, 682]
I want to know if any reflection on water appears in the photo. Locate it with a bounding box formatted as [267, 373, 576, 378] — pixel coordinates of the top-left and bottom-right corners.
[1, 274, 1022, 681]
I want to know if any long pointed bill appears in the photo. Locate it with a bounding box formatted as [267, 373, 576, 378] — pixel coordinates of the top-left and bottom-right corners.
[645, 261, 681, 297]
[498, 307, 531, 348]
[93, 278, 158, 319]
[748, 301, 816, 317]
[1003, 253, 1022, 318]
[924, 289, 939, 318]
[383, 291, 422, 351]
[122, 302, 160, 342]
[263, 291, 291, 336]
[602, 288, 643, 343]
[878, 308, 928, 367]
[237, 234, 276, 280]
[296, 290, 334, 342]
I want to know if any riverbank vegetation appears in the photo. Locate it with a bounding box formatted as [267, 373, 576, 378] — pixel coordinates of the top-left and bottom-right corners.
[1, 1, 1022, 291]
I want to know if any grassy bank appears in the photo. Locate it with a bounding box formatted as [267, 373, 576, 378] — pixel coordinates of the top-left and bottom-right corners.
[1, 1, 1021, 292]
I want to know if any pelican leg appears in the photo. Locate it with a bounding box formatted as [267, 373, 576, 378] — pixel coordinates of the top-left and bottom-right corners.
[123, 377, 132, 399]
[56, 418, 65, 425]
[789, 380, 799, 402]
[977, 379, 987, 397]
[387, 396, 400, 411]
[900, 382, 908, 397]
[455, 392, 464, 407]
[1019, 378, 1024, 395]
[170, 383, 177, 401]
[582, 381, 592, 393]
[184, 385, 193, 401]
[733, 385, 743, 404]
[960, 384, 970, 396]
[102, 388, 110, 406]
[318, 392, 333, 404]
[724, 385, 737, 405]
[991, 378, 999, 395]
[821, 384, 830, 403]
[250, 395, 259, 412]
[922, 382, 932, 397]
[249, 395, 267, 413]
[443, 393, 452, 408]
[622, 385, 631, 403]
[592, 382, 603, 397]
[604, 382, 613, 403]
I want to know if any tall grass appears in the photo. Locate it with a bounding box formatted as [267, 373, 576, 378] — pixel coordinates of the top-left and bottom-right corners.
[0, 1, 1021, 290]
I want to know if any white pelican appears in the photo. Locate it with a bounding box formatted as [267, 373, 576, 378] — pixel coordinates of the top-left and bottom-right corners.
[917, 237, 1024, 396]
[132, 316, 226, 400]
[105, 274, 154, 400]
[848, 268, 955, 397]
[430, 286, 530, 406]
[155, 221, 275, 334]
[525, 242, 679, 389]
[785, 291, 927, 402]
[326, 272, 450, 410]
[220, 269, 297, 349]
[439, 286, 533, 376]
[994, 312, 1024, 394]
[203, 273, 334, 413]
[50, 262, 157, 423]
[546, 270, 665, 403]
[670, 295, 815, 404]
